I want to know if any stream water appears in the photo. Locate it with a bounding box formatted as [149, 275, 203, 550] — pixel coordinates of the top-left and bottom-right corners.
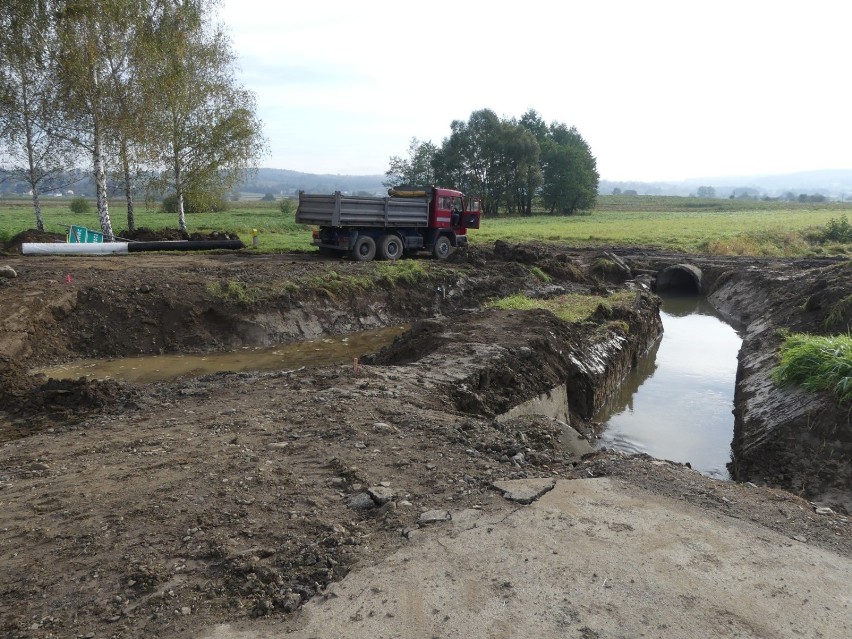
[593, 294, 743, 479]
[37, 325, 409, 384]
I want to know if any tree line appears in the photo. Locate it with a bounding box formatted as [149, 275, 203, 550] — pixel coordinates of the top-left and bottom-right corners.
[0, 0, 266, 240]
[385, 109, 599, 216]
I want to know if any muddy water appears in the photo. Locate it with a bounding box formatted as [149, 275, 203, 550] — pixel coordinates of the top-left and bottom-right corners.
[37, 325, 409, 383]
[594, 294, 743, 479]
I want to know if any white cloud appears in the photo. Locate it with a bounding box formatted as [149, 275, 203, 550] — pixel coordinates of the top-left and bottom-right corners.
[220, 0, 852, 180]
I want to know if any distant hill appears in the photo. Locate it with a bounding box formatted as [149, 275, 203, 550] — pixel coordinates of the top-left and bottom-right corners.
[0, 167, 387, 199]
[6, 165, 850, 202]
[600, 169, 852, 200]
[239, 168, 386, 197]
[246, 167, 852, 201]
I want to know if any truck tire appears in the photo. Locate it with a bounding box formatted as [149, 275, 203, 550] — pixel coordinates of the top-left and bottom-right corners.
[379, 234, 404, 260]
[432, 235, 453, 260]
[351, 235, 376, 261]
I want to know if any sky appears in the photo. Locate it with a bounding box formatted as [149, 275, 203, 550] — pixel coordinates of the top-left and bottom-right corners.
[218, 0, 851, 182]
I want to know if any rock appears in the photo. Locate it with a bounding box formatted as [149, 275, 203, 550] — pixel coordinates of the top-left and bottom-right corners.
[0, 265, 17, 278]
[367, 486, 394, 505]
[493, 478, 557, 505]
[814, 507, 835, 516]
[372, 421, 397, 433]
[418, 509, 451, 525]
[180, 606, 191, 616]
[347, 492, 375, 511]
[280, 592, 301, 613]
[511, 452, 525, 466]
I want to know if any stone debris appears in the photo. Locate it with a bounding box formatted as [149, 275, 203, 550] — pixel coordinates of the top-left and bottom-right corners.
[367, 486, 394, 505]
[347, 493, 376, 511]
[372, 421, 397, 433]
[0, 265, 17, 278]
[418, 510, 451, 525]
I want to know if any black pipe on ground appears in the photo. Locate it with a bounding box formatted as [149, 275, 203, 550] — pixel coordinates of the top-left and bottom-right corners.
[127, 240, 245, 252]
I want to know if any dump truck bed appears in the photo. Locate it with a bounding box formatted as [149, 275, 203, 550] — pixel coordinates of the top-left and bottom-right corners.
[296, 192, 430, 228]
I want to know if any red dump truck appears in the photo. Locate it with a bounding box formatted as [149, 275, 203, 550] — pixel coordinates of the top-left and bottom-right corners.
[295, 186, 481, 261]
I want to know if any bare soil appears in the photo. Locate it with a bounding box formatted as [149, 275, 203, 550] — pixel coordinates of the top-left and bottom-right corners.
[1, 241, 850, 639]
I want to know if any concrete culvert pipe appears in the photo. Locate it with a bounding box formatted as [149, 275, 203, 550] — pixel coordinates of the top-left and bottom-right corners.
[655, 264, 703, 294]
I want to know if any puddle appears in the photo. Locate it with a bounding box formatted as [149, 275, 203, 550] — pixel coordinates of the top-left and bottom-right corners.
[37, 325, 410, 383]
[594, 294, 743, 479]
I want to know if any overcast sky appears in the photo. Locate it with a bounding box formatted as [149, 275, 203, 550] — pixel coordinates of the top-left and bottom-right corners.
[218, 0, 850, 182]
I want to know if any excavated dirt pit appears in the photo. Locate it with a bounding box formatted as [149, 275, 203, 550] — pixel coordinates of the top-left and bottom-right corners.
[1, 241, 850, 639]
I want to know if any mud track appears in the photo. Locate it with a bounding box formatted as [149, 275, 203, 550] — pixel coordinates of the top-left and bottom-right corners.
[1, 243, 851, 638]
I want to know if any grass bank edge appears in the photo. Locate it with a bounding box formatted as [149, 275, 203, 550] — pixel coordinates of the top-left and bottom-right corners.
[773, 332, 852, 404]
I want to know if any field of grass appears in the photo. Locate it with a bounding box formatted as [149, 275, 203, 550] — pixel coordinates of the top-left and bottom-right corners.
[2, 195, 852, 256]
[0, 198, 314, 251]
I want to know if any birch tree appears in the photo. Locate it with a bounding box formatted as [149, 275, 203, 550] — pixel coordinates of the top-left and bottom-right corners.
[147, 0, 266, 232]
[106, 25, 155, 234]
[0, 1, 75, 231]
[53, 1, 128, 240]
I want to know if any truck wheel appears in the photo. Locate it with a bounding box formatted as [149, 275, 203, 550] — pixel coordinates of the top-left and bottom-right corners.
[379, 234, 404, 260]
[351, 235, 376, 261]
[432, 235, 452, 260]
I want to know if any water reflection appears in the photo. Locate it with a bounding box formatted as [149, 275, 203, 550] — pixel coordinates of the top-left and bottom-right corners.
[37, 325, 409, 384]
[594, 294, 743, 479]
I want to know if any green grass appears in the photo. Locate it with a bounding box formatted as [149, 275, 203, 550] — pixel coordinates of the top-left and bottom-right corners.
[773, 332, 852, 404]
[0, 197, 313, 251]
[473, 206, 852, 256]
[488, 290, 636, 324]
[3, 194, 852, 257]
[201, 261, 430, 305]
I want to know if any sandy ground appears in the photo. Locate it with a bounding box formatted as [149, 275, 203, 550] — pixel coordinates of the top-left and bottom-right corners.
[206, 476, 852, 639]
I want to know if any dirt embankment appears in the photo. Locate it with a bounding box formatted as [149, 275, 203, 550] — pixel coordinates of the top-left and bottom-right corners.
[708, 260, 852, 511]
[1, 242, 851, 639]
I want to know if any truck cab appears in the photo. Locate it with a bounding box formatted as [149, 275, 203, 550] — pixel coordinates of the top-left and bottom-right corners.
[431, 188, 481, 234]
